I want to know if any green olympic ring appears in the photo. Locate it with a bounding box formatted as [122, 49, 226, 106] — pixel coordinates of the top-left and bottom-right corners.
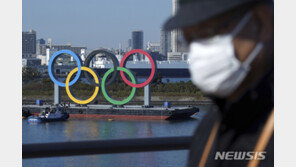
[101, 67, 137, 105]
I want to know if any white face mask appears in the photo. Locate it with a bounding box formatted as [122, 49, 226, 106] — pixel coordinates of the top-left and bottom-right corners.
[188, 12, 263, 98]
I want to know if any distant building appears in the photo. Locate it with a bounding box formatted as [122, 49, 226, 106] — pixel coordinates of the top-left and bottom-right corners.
[22, 58, 41, 67]
[46, 48, 57, 66]
[50, 44, 86, 56]
[126, 39, 132, 51]
[22, 29, 36, 57]
[167, 52, 188, 61]
[147, 51, 166, 61]
[36, 38, 49, 65]
[171, 0, 179, 53]
[36, 55, 47, 65]
[36, 38, 46, 55]
[160, 29, 171, 58]
[36, 39, 87, 63]
[132, 31, 144, 61]
[168, 0, 189, 61]
[44, 45, 87, 65]
[38, 45, 48, 55]
[47, 38, 52, 47]
[147, 41, 161, 52]
[132, 31, 144, 50]
[39, 38, 46, 44]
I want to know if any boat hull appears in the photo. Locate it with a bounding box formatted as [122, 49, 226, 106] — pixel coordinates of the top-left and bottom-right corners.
[28, 113, 69, 123]
[23, 105, 199, 120]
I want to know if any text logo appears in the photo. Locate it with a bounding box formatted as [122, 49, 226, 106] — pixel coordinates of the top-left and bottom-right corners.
[214, 151, 266, 160]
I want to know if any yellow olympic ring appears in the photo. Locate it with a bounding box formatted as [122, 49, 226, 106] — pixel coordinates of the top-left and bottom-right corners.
[65, 67, 99, 104]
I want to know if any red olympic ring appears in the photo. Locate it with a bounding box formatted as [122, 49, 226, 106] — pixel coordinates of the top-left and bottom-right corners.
[120, 49, 156, 88]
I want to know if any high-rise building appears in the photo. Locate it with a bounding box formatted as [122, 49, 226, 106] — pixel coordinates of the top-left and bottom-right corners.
[160, 29, 171, 58]
[131, 31, 144, 61]
[22, 29, 36, 57]
[171, 0, 179, 52]
[36, 38, 46, 55]
[168, 0, 188, 61]
[132, 31, 143, 50]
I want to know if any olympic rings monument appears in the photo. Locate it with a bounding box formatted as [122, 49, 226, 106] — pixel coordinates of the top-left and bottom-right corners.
[48, 49, 156, 106]
[23, 49, 199, 120]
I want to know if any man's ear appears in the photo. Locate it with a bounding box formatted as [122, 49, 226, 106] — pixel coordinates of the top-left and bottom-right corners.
[253, 4, 273, 42]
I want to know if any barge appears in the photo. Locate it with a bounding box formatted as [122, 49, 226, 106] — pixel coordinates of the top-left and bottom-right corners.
[22, 104, 199, 120]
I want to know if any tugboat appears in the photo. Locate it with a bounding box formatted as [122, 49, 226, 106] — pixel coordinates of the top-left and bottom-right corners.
[28, 107, 69, 123]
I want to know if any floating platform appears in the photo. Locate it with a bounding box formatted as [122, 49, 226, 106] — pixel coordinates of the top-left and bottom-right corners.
[22, 104, 199, 120]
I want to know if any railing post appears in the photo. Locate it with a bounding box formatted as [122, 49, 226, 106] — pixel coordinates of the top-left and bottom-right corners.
[144, 83, 151, 107]
[54, 84, 60, 105]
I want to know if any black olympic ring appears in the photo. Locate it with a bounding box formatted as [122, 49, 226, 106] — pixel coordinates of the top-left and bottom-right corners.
[83, 49, 119, 86]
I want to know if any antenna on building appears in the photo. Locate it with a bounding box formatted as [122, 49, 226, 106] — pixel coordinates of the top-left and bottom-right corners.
[119, 43, 122, 55]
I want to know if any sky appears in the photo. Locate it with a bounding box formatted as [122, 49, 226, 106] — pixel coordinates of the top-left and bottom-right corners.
[22, 0, 172, 50]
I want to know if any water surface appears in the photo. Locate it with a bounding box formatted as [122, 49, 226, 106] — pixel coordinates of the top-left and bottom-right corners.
[23, 105, 211, 167]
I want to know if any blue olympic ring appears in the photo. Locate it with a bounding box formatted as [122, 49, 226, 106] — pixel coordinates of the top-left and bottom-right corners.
[48, 50, 82, 87]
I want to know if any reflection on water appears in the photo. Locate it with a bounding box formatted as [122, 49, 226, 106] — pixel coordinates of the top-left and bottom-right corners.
[23, 105, 211, 167]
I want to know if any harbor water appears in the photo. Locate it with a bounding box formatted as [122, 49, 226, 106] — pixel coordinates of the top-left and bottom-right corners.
[23, 105, 211, 167]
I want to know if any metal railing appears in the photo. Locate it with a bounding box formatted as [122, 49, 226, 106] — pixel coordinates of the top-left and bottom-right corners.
[23, 136, 192, 159]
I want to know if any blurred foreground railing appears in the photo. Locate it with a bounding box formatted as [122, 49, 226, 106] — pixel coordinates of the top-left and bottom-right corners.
[23, 136, 192, 159]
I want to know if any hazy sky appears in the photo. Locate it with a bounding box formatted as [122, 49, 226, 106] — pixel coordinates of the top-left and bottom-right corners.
[22, 0, 172, 50]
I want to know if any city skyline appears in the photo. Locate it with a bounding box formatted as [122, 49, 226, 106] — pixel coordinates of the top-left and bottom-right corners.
[23, 0, 172, 50]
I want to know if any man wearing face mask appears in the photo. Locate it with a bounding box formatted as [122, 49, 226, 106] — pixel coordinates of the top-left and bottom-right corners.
[164, 0, 273, 167]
